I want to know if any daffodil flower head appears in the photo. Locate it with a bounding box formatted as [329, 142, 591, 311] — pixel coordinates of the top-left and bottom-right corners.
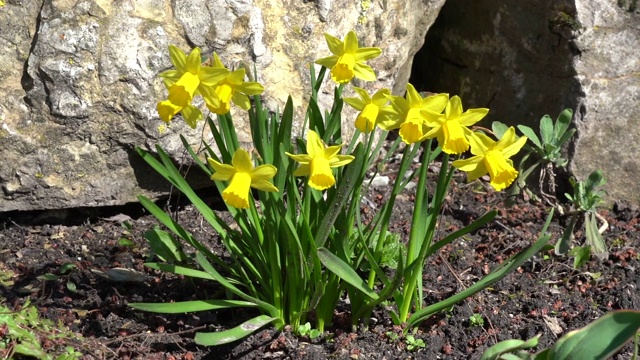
[286, 130, 355, 191]
[207, 148, 278, 209]
[315, 31, 382, 84]
[156, 100, 203, 128]
[385, 84, 449, 144]
[201, 53, 265, 115]
[423, 95, 488, 154]
[452, 127, 528, 191]
[157, 45, 227, 125]
[343, 87, 393, 133]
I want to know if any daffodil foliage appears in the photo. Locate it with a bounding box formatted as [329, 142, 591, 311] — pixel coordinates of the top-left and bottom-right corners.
[133, 32, 551, 348]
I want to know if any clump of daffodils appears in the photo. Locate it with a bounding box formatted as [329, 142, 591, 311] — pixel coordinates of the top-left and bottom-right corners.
[157, 46, 264, 128]
[138, 30, 537, 348]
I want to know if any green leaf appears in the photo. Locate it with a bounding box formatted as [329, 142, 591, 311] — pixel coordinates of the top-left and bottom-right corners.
[546, 310, 640, 359]
[145, 227, 187, 263]
[555, 214, 577, 256]
[585, 212, 607, 260]
[554, 108, 573, 142]
[517, 125, 542, 149]
[144, 262, 215, 280]
[491, 121, 509, 139]
[317, 247, 379, 300]
[60, 262, 77, 274]
[481, 336, 540, 360]
[569, 245, 591, 269]
[129, 299, 257, 313]
[408, 209, 555, 327]
[194, 315, 277, 346]
[539, 115, 554, 145]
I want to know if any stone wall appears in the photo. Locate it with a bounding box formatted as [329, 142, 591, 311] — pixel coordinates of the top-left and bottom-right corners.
[0, 0, 446, 211]
[413, 0, 640, 205]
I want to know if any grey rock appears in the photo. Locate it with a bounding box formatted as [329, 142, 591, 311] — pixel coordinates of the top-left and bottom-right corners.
[0, 0, 446, 212]
[416, 0, 640, 205]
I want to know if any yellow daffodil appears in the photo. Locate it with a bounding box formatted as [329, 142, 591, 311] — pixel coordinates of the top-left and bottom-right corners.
[343, 87, 394, 133]
[201, 53, 265, 115]
[452, 127, 528, 191]
[384, 84, 449, 144]
[207, 148, 278, 209]
[156, 101, 202, 128]
[315, 31, 381, 84]
[422, 96, 488, 154]
[157, 45, 227, 127]
[286, 130, 355, 190]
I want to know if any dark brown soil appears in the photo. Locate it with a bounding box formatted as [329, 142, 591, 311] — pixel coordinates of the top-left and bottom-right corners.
[1, 158, 639, 359]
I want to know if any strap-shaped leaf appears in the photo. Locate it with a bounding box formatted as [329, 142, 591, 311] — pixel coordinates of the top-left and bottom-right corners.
[408, 209, 555, 327]
[317, 247, 378, 300]
[547, 310, 640, 360]
[194, 315, 277, 346]
[129, 299, 257, 313]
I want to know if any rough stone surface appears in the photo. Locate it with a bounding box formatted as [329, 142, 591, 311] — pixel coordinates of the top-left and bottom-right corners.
[414, 0, 640, 205]
[0, 0, 446, 212]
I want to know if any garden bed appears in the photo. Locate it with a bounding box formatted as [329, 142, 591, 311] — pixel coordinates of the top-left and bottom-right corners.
[1, 163, 639, 359]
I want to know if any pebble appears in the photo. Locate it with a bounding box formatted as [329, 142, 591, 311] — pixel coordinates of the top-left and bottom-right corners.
[370, 175, 390, 188]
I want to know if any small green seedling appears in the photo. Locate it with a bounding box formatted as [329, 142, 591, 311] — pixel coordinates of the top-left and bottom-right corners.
[405, 335, 426, 351]
[469, 313, 485, 327]
[557, 170, 608, 266]
[0, 299, 83, 359]
[298, 322, 322, 339]
[40, 262, 78, 293]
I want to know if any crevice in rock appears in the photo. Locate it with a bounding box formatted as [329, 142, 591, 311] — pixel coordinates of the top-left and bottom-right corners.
[408, 0, 585, 198]
[20, 0, 46, 103]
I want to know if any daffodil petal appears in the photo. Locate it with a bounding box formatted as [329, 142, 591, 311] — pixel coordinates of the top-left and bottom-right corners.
[212, 52, 226, 69]
[239, 81, 264, 95]
[199, 67, 228, 86]
[352, 87, 371, 102]
[227, 69, 246, 85]
[251, 179, 279, 192]
[185, 47, 202, 74]
[453, 156, 484, 180]
[458, 108, 489, 126]
[324, 33, 344, 55]
[343, 31, 359, 54]
[422, 93, 449, 113]
[405, 84, 422, 106]
[329, 154, 355, 167]
[231, 149, 254, 173]
[293, 164, 310, 176]
[315, 55, 338, 69]
[343, 96, 366, 111]
[286, 153, 312, 164]
[501, 133, 528, 159]
[208, 158, 236, 181]
[353, 63, 377, 81]
[468, 132, 493, 156]
[371, 88, 390, 105]
[355, 47, 382, 61]
[306, 131, 325, 158]
[232, 92, 251, 110]
[182, 105, 202, 129]
[251, 164, 277, 181]
[324, 144, 344, 159]
[168, 45, 187, 72]
[445, 95, 463, 119]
